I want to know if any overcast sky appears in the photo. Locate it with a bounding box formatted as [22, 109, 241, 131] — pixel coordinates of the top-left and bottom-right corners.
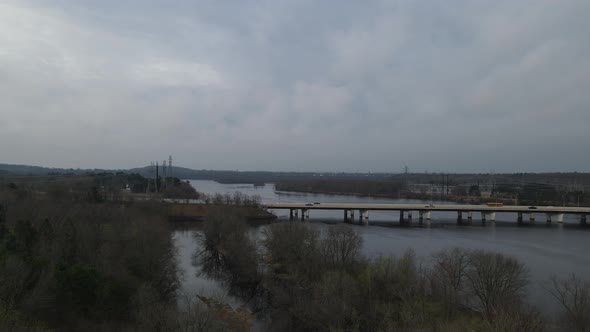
[1, 0, 589, 173]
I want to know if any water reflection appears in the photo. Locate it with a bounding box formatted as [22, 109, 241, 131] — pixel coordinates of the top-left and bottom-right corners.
[191, 227, 265, 313]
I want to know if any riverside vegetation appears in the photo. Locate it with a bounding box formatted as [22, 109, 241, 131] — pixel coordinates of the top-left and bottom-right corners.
[196, 211, 590, 331]
[0, 174, 589, 331]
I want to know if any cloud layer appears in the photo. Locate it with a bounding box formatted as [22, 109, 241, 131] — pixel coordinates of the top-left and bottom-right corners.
[1, 0, 589, 172]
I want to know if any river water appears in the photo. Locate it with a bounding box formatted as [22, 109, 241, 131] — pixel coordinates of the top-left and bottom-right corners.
[173, 180, 590, 320]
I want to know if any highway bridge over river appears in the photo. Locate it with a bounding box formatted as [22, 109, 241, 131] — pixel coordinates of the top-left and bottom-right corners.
[262, 202, 590, 226]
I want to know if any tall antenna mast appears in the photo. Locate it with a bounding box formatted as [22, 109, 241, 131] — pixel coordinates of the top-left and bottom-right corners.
[169, 155, 173, 178]
[155, 162, 159, 193]
[146, 162, 153, 194]
[162, 160, 167, 190]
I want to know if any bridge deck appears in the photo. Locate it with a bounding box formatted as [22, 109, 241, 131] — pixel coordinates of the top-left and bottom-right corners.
[263, 202, 590, 214]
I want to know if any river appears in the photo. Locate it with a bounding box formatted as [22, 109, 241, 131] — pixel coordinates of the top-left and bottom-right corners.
[173, 180, 590, 321]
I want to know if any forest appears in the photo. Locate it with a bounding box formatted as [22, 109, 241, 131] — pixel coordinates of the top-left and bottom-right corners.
[0, 174, 588, 331]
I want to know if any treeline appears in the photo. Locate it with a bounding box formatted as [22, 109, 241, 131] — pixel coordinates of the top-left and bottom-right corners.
[495, 183, 587, 206]
[275, 178, 405, 198]
[0, 181, 179, 330]
[0, 177, 274, 330]
[275, 177, 589, 206]
[199, 192, 261, 207]
[195, 211, 590, 331]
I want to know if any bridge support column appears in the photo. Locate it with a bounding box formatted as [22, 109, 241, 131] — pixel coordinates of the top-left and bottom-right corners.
[419, 211, 424, 224]
[530, 213, 535, 223]
[517, 212, 523, 224]
[301, 209, 306, 221]
[399, 211, 405, 224]
[457, 211, 463, 224]
[351, 210, 355, 223]
[358, 210, 364, 224]
[294, 209, 298, 219]
[408, 211, 413, 223]
[546, 213, 552, 224]
[581, 214, 587, 226]
[289, 209, 293, 220]
[344, 210, 348, 223]
[557, 214, 564, 223]
[305, 209, 310, 220]
[481, 212, 486, 223]
[363, 210, 369, 225]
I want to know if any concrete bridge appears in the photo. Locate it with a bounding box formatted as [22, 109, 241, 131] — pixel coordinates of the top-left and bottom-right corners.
[262, 202, 590, 226]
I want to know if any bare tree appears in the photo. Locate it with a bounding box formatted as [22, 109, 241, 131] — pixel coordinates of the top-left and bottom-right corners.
[431, 248, 469, 314]
[464, 250, 529, 321]
[548, 274, 590, 331]
[320, 225, 362, 270]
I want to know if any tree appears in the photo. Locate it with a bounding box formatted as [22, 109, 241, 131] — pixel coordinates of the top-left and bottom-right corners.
[431, 248, 469, 314]
[320, 225, 362, 271]
[549, 274, 590, 331]
[465, 251, 529, 321]
[468, 185, 481, 197]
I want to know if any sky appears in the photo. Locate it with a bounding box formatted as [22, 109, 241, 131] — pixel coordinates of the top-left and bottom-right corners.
[1, 0, 589, 173]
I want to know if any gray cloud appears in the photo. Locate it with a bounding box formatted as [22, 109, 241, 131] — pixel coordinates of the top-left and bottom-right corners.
[1, 0, 589, 172]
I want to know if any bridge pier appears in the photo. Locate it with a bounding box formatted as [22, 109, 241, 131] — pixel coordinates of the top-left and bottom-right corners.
[557, 214, 564, 223]
[399, 210, 405, 224]
[517, 212, 523, 224]
[457, 211, 463, 224]
[408, 211, 413, 223]
[300, 209, 306, 221]
[289, 209, 293, 220]
[363, 210, 369, 225]
[344, 209, 348, 223]
[294, 209, 299, 220]
[546, 213, 552, 224]
[581, 214, 587, 226]
[358, 210, 363, 224]
[530, 213, 535, 223]
[489, 212, 496, 222]
[479, 212, 495, 223]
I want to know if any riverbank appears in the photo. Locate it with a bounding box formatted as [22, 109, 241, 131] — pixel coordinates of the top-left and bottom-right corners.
[276, 187, 517, 205]
[168, 203, 276, 223]
[181, 210, 590, 331]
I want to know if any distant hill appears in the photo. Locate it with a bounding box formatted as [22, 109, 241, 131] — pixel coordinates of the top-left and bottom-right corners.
[127, 165, 311, 183]
[126, 165, 387, 184]
[3, 163, 590, 187]
[0, 163, 117, 176]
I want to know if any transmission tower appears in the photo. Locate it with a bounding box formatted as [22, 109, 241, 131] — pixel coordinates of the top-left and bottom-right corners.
[155, 162, 159, 193]
[146, 162, 153, 194]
